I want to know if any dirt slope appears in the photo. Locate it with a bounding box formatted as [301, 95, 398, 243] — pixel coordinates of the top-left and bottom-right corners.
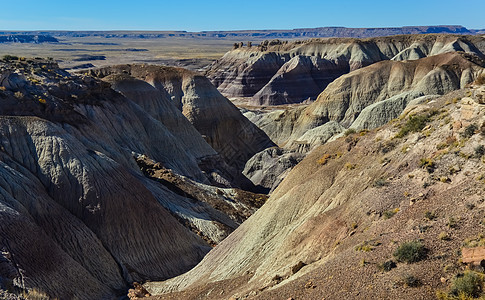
[146, 81, 485, 299]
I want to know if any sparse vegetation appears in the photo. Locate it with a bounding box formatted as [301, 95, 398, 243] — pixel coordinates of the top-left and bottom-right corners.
[439, 231, 451, 241]
[393, 240, 427, 263]
[344, 128, 356, 136]
[317, 154, 332, 165]
[355, 240, 381, 252]
[344, 162, 356, 170]
[374, 177, 389, 188]
[378, 260, 396, 272]
[463, 234, 485, 248]
[419, 158, 436, 173]
[383, 208, 399, 219]
[447, 217, 458, 229]
[403, 275, 421, 287]
[396, 111, 437, 138]
[437, 271, 485, 299]
[475, 145, 485, 158]
[462, 124, 478, 139]
[380, 140, 396, 153]
[425, 211, 438, 220]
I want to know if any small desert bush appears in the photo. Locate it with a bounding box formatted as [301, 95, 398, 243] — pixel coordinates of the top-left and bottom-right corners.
[317, 154, 332, 165]
[344, 128, 356, 136]
[447, 217, 458, 229]
[396, 111, 437, 138]
[378, 260, 396, 272]
[475, 145, 485, 158]
[439, 231, 451, 241]
[355, 240, 381, 252]
[344, 162, 356, 170]
[383, 208, 399, 219]
[393, 240, 427, 263]
[425, 211, 437, 221]
[374, 177, 389, 188]
[437, 271, 485, 299]
[403, 275, 422, 287]
[462, 124, 478, 139]
[419, 158, 436, 173]
[463, 234, 485, 248]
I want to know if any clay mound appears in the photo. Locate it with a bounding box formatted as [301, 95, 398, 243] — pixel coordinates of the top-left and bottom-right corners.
[207, 34, 485, 105]
[91, 64, 276, 172]
[145, 83, 485, 299]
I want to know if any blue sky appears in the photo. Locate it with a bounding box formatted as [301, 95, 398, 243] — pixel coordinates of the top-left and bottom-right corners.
[0, 0, 484, 31]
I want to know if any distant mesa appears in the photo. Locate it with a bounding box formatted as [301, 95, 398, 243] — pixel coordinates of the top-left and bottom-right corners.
[0, 34, 58, 43]
[73, 55, 106, 61]
[0, 25, 480, 41]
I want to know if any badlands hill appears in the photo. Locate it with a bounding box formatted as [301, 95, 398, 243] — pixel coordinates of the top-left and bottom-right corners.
[146, 79, 485, 300]
[87, 64, 275, 172]
[0, 58, 270, 299]
[241, 50, 485, 191]
[207, 34, 485, 105]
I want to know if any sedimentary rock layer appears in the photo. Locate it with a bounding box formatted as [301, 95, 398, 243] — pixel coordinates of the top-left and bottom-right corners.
[207, 34, 485, 105]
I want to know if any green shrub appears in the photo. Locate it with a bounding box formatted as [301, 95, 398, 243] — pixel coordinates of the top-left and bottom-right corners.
[449, 271, 484, 298]
[378, 260, 396, 272]
[396, 112, 436, 138]
[355, 240, 381, 252]
[439, 231, 451, 241]
[403, 275, 421, 287]
[374, 177, 389, 188]
[462, 124, 478, 139]
[393, 240, 427, 263]
[344, 128, 356, 136]
[419, 158, 436, 173]
[475, 145, 485, 158]
[383, 208, 399, 219]
[447, 217, 458, 229]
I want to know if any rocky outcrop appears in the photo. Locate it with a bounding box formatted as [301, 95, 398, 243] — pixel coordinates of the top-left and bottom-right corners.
[242, 147, 305, 193]
[207, 34, 485, 105]
[89, 65, 275, 172]
[145, 82, 485, 300]
[136, 155, 267, 246]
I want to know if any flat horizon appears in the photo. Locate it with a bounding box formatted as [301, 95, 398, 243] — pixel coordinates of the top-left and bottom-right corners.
[0, 25, 481, 33]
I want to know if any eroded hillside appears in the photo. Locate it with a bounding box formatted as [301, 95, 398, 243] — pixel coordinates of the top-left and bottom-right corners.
[145, 79, 485, 300]
[0, 58, 270, 299]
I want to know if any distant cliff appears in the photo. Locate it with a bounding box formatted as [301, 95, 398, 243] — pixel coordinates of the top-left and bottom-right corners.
[0, 34, 58, 43]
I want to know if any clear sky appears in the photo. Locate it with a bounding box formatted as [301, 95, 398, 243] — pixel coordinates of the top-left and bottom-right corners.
[0, 0, 484, 31]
